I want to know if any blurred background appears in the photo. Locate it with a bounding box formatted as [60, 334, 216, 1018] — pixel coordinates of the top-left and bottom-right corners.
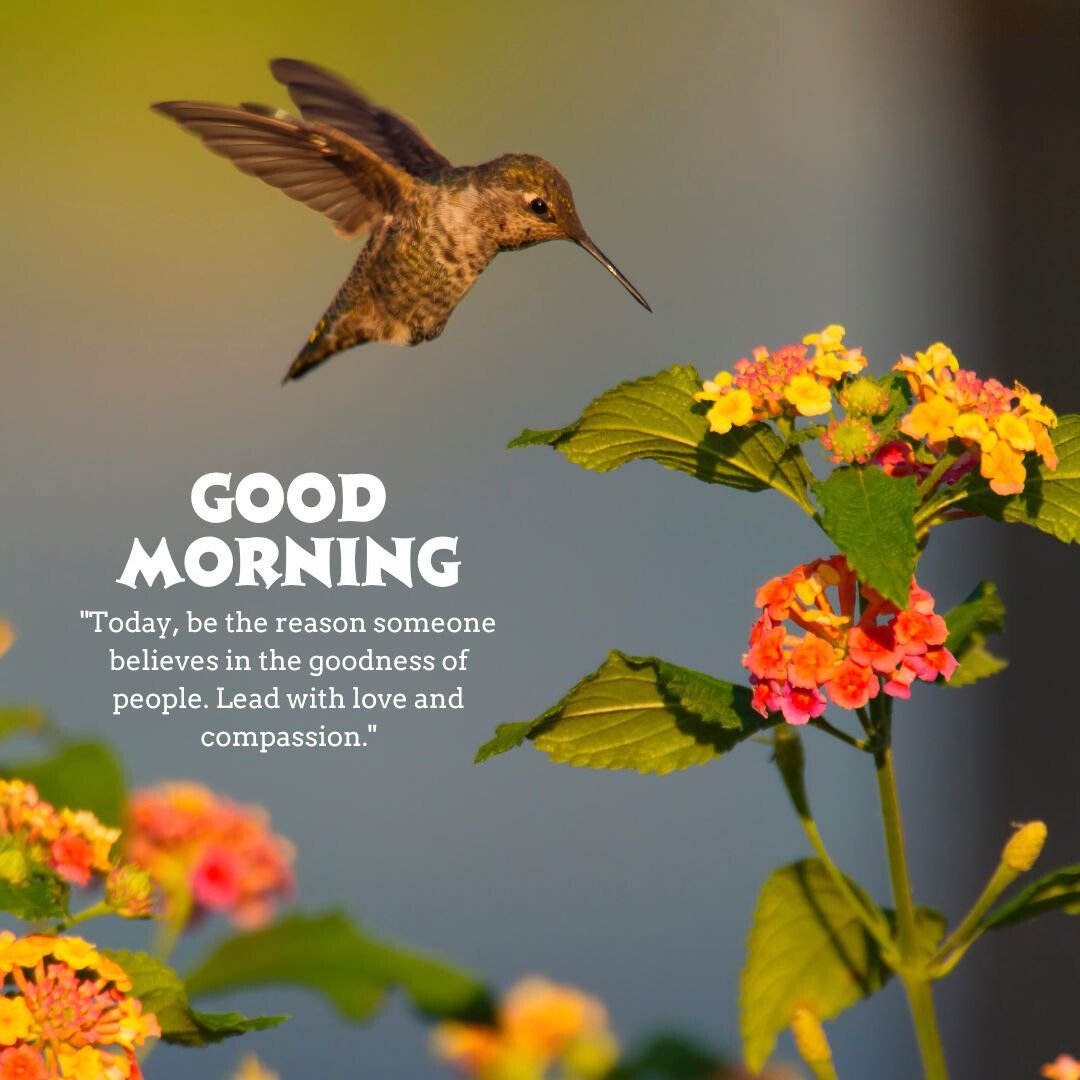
[1, 0, 1078, 1075]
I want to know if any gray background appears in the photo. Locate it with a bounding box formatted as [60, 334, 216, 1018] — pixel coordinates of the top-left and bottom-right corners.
[2, 1, 1077, 1076]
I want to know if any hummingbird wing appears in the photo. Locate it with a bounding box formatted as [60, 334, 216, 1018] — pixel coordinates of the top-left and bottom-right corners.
[151, 101, 415, 238]
[269, 58, 452, 178]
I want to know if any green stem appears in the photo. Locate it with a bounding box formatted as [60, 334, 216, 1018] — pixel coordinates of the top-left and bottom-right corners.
[930, 862, 1018, 978]
[808, 716, 870, 752]
[773, 729, 896, 961]
[873, 713, 950, 1079]
[55, 900, 111, 933]
[916, 451, 958, 499]
[875, 745, 918, 959]
[901, 978, 949, 1080]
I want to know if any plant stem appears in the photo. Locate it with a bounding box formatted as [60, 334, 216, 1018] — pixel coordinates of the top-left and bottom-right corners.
[873, 717, 950, 1080]
[901, 977, 949, 1080]
[808, 716, 870, 752]
[930, 862, 1019, 978]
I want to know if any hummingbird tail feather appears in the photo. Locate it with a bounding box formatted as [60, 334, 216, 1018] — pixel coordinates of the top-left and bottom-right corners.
[282, 318, 368, 383]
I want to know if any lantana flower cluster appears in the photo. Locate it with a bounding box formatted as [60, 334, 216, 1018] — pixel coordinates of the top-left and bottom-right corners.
[744, 555, 958, 725]
[891, 342, 1058, 496]
[433, 978, 619, 1080]
[0, 780, 119, 887]
[695, 325, 866, 435]
[0, 931, 159, 1079]
[125, 782, 294, 929]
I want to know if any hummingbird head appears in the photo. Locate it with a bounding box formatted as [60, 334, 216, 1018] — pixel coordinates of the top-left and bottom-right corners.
[479, 154, 651, 311]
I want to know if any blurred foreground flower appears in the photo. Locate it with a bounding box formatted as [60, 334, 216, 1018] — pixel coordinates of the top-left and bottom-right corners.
[744, 555, 957, 724]
[0, 621, 13, 660]
[1043, 1056, 1080, 1080]
[434, 977, 618, 1080]
[230, 1056, 280, 1080]
[892, 343, 1057, 496]
[125, 782, 294, 930]
[0, 779, 119, 887]
[0, 931, 159, 1078]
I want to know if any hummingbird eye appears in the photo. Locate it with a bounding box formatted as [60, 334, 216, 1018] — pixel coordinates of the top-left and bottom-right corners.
[528, 197, 549, 216]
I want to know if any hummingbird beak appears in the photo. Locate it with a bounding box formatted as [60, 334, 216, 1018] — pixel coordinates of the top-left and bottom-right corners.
[575, 237, 652, 312]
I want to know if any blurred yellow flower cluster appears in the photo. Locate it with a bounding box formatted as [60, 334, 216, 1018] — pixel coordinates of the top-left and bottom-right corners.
[0, 779, 119, 887]
[433, 977, 618, 1080]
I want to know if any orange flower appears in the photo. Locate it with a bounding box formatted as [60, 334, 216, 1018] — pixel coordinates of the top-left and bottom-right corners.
[743, 556, 957, 724]
[433, 978, 618, 1079]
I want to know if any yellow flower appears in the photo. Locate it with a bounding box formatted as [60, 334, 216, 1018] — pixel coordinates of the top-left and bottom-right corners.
[914, 342, 959, 375]
[694, 370, 734, 401]
[953, 412, 990, 443]
[57, 1046, 106, 1080]
[231, 1056, 282, 1080]
[803, 324, 847, 352]
[0, 997, 33, 1046]
[783, 375, 832, 417]
[901, 397, 959, 444]
[0, 622, 13, 661]
[980, 438, 1027, 496]
[994, 412, 1036, 452]
[52, 937, 100, 972]
[705, 389, 755, 434]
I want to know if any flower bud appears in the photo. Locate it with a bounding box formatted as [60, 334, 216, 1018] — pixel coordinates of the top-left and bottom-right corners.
[1003, 821, 1048, 873]
[791, 1006, 832, 1065]
[0, 845, 29, 885]
[105, 863, 155, 918]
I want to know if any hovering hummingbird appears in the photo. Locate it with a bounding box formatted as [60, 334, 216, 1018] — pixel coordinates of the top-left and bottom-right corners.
[153, 58, 650, 382]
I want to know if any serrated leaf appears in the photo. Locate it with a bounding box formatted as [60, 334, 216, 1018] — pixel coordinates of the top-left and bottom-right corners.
[943, 581, 1008, 688]
[0, 741, 126, 826]
[476, 651, 774, 775]
[985, 866, 1080, 929]
[740, 860, 944, 1072]
[104, 950, 286, 1047]
[814, 467, 921, 607]
[185, 912, 493, 1025]
[0, 868, 69, 920]
[959, 414, 1080, 543]
[510, 366, 816, 514]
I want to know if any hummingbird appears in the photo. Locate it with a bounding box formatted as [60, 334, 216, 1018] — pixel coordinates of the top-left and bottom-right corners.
[153, 58, 650, 382]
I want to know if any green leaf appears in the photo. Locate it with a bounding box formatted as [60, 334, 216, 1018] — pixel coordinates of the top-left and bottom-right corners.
[0, 867, 69, 921]
[104, 950, 287, 1047]
[476, 651, 775, 775]
[985, 865, 1080, 929]
[943, 581, 1008, 688]
[510, 366, 816, 514]
[0, 706, 47, 744]
[610, 1033, 728, 1079]
[0, 740, 126, 827]
[185, 912, 494, 1025]
[740, 860, 944, 1072]
[959, 413, 1080, 544]
[814, 467, 921, 607]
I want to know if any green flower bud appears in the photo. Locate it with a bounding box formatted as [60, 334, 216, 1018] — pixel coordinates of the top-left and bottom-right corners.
[105, 863, 156, 918]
